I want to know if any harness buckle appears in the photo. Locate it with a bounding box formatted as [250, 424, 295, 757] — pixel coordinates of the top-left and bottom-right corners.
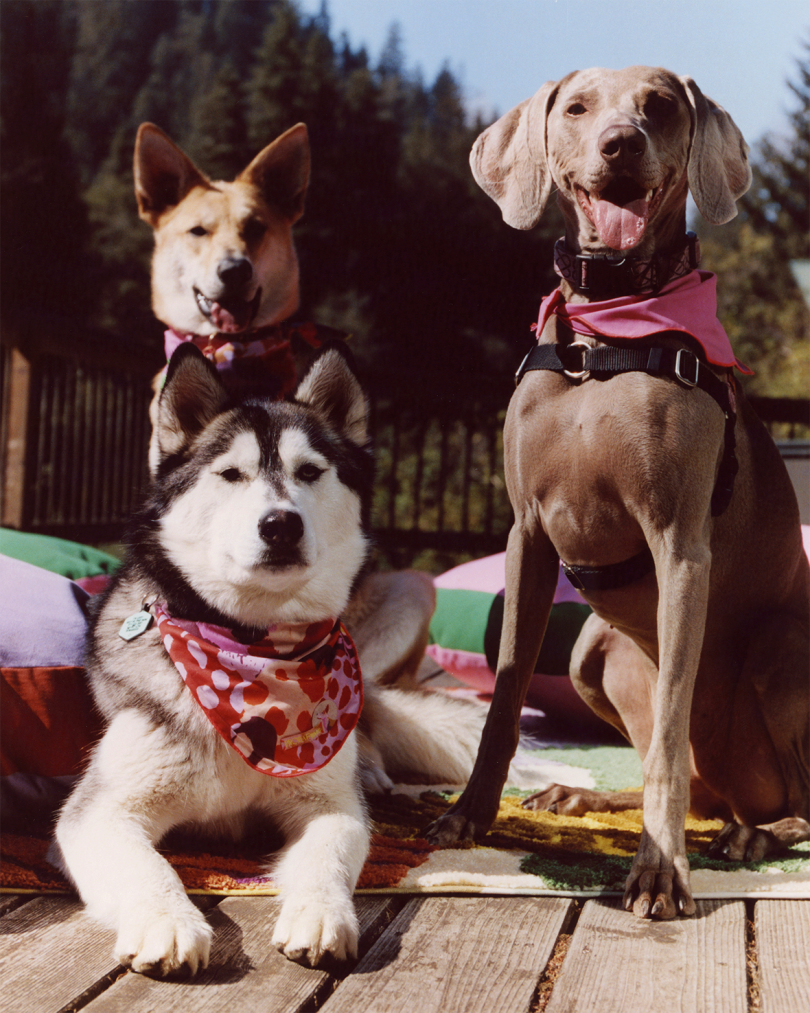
[562, 341, 592, 381]
[560, 562, 586, 592]
[675, 348, 699, 387]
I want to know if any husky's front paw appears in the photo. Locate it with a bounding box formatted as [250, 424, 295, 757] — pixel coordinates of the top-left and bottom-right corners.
[116, 904, 213, 977]
[272, 895, 359, 967]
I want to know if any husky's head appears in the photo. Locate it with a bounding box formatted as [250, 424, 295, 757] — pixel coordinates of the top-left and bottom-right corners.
[142, 343, 372, 628]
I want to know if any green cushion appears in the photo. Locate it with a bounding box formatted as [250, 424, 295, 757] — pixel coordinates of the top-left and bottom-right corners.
[0, 529, 120, 581]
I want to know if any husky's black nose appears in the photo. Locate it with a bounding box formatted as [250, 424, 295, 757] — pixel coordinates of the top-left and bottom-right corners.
[259, 510, 304, 548]
[217, 256, 253, 288]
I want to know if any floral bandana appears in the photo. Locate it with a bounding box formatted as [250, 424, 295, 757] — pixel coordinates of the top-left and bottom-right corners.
[153, 605, 363, 777]
[162, 320, 333, 397]
[534, 270, 752, 374]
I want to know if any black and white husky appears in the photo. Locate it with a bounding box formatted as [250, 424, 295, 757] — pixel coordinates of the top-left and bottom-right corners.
[55, 343, 483, 976]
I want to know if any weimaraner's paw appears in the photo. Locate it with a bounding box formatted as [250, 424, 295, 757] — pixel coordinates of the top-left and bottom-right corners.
[522, 784, 608, 817]
[706, 817, 810, 862]
[623, 859, 695, 920]
[424, 811, 483, 847]
[424, 782, 502, 846]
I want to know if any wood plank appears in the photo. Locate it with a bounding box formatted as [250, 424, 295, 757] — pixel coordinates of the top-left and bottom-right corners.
[0, 895, 122, 1013]
[0, 895, 28, 917]
[755, 899, 810, 1013]
[1, 345, 31, 528]
[322, 896, 573, 1013]
[545, 899, 747, 1013]
[83, 895, 401, 1013]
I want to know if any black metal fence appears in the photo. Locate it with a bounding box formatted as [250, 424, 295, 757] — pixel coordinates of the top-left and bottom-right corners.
[22, 355, 153, 539]
[1, 346, 515, 562]
[2, 343, 808, 564]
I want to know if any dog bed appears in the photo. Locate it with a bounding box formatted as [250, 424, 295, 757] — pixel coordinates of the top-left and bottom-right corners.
[427, 553, 593, 717]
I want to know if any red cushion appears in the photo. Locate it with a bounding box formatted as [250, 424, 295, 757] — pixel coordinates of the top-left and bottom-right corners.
[1, 667, 101, 778]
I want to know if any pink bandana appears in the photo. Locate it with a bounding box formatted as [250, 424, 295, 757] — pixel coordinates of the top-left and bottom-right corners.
[154, 606, 363, 777]
[162, 320, 326, 396]
[535, 270, 752, 374]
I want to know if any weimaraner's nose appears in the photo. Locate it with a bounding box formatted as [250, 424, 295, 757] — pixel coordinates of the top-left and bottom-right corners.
[598, 124, 647, 166]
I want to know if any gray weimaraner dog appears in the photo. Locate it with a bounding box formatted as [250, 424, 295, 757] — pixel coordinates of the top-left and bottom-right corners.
[427, 66, 809, 920]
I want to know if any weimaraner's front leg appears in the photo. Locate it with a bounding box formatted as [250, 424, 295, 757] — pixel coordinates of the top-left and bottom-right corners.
[425, 524, 559, 845]
[623, 534, 712, 919]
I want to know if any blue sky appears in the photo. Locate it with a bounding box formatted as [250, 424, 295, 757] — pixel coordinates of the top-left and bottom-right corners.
[306, 0, 808, 149]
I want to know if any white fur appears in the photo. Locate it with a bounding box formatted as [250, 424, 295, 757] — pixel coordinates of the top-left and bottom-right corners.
[159, 427, 368, 625]
[56, 708, 367, 974]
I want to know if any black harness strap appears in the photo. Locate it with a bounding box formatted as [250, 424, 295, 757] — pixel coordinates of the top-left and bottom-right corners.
[515, 338, 739, 591]
[561, 547, 655, 592]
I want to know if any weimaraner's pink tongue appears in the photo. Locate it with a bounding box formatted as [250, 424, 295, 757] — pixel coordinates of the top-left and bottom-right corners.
[592, 197, 650, 251]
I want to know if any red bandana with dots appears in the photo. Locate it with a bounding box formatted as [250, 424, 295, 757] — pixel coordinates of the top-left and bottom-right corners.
[154, 605, 363, 777]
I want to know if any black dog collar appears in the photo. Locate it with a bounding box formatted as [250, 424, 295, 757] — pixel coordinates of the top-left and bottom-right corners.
[554, 232, 700, 298]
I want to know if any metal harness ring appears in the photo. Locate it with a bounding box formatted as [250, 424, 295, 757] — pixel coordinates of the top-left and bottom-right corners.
[562, 341, 593, 381]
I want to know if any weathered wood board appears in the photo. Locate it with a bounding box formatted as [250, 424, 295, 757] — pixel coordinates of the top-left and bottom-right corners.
[322, 895, 573, 1013]
[755, 898, 810, 1013]
[544, 898, 748, 1013]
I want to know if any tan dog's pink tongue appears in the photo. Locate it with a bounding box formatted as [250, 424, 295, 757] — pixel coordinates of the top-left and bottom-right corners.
[591, 198, 650, 251]
[210, 302, 248, 333]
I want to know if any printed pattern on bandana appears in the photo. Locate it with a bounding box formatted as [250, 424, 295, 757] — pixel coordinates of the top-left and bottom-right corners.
[162, 320, 330, 397]
[154, 606, 363, 777]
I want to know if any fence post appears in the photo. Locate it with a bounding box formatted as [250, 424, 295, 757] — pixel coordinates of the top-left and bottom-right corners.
[1, 345, 32, 529]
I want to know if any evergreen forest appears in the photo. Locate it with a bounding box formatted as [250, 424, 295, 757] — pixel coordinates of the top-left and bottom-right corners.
[1, 0, 808, 403]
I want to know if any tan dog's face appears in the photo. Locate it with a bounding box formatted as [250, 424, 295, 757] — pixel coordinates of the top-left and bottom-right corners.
[135, 124, 309, 336]
[471, 65, 750, 258]
[545, 67, 693, 254]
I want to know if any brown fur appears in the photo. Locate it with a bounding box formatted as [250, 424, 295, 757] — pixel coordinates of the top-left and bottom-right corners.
[426, 66, 810, 920]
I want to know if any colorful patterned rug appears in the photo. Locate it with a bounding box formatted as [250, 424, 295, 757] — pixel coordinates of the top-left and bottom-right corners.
[2, 746, 808, 899]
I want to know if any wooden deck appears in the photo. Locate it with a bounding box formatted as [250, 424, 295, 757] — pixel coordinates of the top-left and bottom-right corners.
[2, 891, 808, 1013]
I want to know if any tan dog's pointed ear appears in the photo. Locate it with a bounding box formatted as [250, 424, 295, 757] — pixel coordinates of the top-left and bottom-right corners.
[470, 81, 559, 230]
[679, 77, 752, 225]
[134, 123, 210, 226]
[239, 123, 310, 224]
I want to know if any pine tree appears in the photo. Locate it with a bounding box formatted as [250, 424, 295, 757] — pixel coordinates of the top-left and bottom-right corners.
[741, 40, 810, 259]
[190, 58, 251, 179]
[700, 43, 810, 395]
[66, 0, 177, 183]
[0, 0, 91, 333]
[246, 1, 308, 150]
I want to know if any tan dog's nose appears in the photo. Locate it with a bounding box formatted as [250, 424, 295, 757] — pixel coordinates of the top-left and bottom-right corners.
[598, 125, 647, 167]
[217, 256, 253, 288]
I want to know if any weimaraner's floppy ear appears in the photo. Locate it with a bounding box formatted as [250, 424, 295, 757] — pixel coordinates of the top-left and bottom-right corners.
[470, 80, 560, 230]
[679, 77, 752, 225]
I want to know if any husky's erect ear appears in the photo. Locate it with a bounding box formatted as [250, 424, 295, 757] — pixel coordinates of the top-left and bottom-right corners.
[238, 123, 310, 223]
[156, 344, 230, 463]
[294, 344, 369, 446]
[134, 123, 210, 226]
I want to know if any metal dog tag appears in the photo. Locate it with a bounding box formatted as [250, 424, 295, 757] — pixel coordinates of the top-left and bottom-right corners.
[118, 598, 157, 641]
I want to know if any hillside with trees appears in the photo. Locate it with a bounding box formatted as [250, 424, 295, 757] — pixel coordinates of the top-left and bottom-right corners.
[1, 0, 807, 402]
[0, 0, 559, 407]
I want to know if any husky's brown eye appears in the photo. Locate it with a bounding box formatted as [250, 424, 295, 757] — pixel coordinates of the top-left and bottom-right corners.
[219, 467, 243, 483]
[189, 225, 208, 237]
[297, 463, 324, 484]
